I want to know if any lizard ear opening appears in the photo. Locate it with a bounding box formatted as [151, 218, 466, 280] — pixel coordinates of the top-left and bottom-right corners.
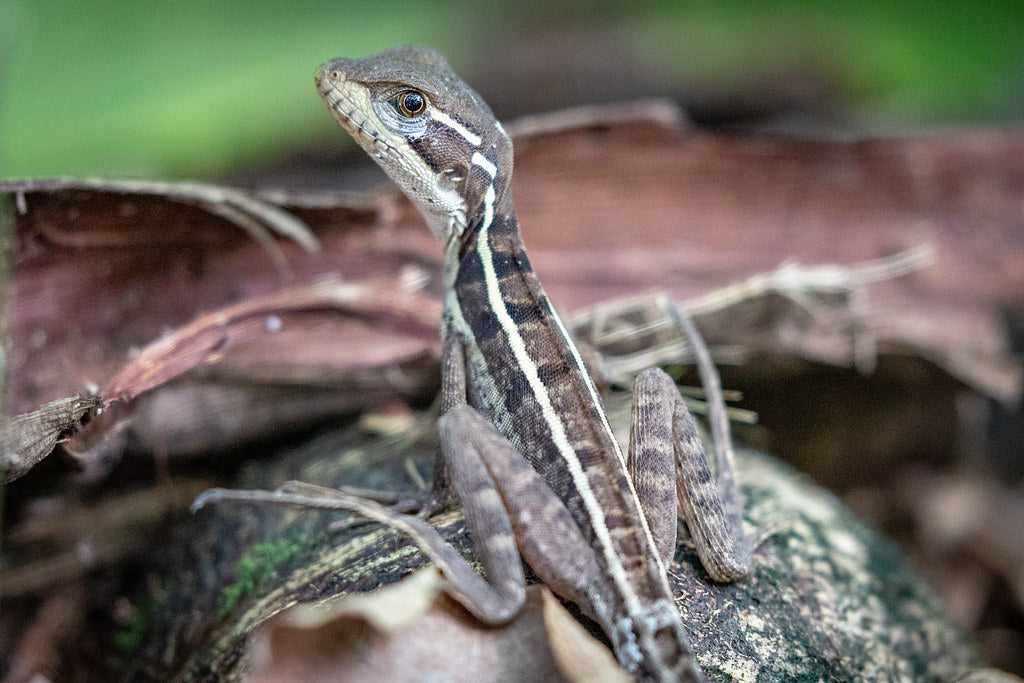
[441, 165, 468, 188]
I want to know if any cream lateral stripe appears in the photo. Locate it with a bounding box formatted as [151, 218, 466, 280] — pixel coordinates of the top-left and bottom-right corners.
[550, 311, 617, 451]
[547, 302, 665, 611]
[472, 148, 652, 551]
[434, 109, 483, 146]
[546, 307, 660, 561]
[473, 178, 640, 615]
[471, 151, 497, 179]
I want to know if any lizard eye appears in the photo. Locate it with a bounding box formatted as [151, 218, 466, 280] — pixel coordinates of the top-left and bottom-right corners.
[390, 90, 427, 118]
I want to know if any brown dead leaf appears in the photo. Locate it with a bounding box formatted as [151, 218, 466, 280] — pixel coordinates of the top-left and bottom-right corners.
[0, 178, 438, 419]
[99, 278, 440, 403]
[6, 107, 1023, 413]
[1, 395, 101, 483]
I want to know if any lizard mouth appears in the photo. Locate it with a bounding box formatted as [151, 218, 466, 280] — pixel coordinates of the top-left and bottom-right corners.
[315, 66, 393, 156]
[314, 59, 468, 246]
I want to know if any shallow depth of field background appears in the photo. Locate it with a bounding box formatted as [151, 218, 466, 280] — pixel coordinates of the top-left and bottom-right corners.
[1, 1, 1021, 182]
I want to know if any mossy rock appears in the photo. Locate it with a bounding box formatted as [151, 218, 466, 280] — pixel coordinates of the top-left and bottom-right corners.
[136, 405, 979, 681]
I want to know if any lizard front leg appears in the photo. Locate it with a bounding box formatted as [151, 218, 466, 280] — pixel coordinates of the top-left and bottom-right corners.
[440, 404, 604, 619]
[434, 330, 604, 619]
[193, 332, 605, 626]
[191, 401, 601, 625]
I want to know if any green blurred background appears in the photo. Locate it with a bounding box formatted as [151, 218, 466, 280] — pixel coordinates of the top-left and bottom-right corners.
[1, 0, 1022, 182]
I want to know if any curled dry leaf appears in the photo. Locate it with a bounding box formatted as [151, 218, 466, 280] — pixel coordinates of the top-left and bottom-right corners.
[1, 177, 443, 479]
[6, 104, 1024, 411]
[99, 278, 441, 403]
[1, 394, 101, 483]
[0, 177, 436, 420]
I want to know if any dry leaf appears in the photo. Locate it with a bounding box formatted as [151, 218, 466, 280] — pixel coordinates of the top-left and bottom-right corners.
[248, 568, 629, 683]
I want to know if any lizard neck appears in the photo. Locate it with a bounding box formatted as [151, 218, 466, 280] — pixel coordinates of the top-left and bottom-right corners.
[447, 190, 611, 465]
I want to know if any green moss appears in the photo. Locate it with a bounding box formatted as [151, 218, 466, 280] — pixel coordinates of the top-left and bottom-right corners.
[219, 538, 306, 616]
[113, 583, 165, 655]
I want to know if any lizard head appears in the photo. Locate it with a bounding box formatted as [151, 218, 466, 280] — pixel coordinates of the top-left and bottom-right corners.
[316, 45, 513, 251]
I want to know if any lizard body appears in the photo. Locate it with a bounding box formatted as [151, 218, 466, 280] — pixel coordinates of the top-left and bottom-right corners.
[313, 46, 752, 681]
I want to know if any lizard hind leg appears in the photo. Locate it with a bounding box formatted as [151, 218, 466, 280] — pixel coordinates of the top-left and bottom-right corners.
[629, 367, 752, 582]
[628, 369, 681, 565]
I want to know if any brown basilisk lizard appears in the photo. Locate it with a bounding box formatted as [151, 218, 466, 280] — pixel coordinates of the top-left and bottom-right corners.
[195, 45, 751, 682]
